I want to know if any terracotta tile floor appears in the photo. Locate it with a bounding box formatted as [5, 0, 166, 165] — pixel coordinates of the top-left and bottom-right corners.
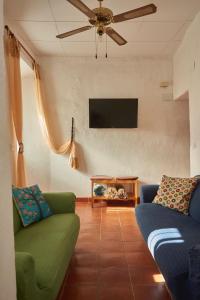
[58, 201, 171, 300]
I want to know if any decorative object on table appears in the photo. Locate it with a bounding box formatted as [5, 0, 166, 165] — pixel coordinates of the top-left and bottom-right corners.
[153, 175, 198, 215]
[93, 184, 106, 196]
[115, 184, 124, 190]
[105, 187, 118, 199]
[117, 188, 128, 199]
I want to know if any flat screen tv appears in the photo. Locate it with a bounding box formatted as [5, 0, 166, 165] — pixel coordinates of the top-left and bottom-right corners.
[89, 98, 138, 128]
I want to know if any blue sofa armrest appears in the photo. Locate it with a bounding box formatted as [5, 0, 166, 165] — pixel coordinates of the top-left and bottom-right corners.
[140, 184, 159, 203]
[188, 244, 200, 299]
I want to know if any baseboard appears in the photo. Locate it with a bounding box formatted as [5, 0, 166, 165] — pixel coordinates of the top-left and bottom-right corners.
[76, 197, 91, 202]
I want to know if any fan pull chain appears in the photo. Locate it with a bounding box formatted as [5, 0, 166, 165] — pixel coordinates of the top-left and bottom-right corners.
[105, 33, 108, 58]
[95, 28, 98, 59]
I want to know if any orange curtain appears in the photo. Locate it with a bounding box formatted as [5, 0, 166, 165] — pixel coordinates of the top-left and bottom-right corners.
[4, 29, 26, 186]
[33, 63, 79, 169]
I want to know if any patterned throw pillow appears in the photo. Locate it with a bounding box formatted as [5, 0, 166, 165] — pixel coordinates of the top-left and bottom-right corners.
[29, 185, 53, 219]
[12, 186, 41, 227]
[153, 175, 198, 215]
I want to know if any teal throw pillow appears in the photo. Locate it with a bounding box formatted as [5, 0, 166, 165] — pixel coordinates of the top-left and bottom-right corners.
[12, 186, 41, 227]
[29, 185, 53, 219]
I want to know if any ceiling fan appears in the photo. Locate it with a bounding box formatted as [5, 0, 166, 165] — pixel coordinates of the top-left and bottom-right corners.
[56, 0, 157, 46]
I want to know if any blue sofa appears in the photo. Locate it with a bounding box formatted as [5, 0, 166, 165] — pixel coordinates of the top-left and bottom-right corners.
[135, 183, 200, 300]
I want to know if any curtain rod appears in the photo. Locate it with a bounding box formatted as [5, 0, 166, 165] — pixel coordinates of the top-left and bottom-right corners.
[5, 25, 36, 65]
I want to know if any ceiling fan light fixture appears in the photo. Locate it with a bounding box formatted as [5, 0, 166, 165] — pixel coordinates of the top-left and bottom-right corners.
[97, 26, 104, 36]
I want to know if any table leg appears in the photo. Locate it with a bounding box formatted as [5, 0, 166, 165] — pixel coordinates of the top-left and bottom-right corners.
[91, 182, 94, 208]
[134, 180, 138, 206]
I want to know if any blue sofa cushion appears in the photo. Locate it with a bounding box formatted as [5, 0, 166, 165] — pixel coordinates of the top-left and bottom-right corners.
[135, 203, 200, 299]
[188, 244, 200, 300]
[189, 182, 200, 223]
[140, 184, 159, 203]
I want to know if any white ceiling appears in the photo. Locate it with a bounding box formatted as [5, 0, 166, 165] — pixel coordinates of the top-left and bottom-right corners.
[4, 0, 200, 58]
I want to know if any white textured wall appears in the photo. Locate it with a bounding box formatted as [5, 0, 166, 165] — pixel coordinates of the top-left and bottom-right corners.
[0, 0, 16, 298]
[21, 56, 190, 196]
[174, 11, 200, 175]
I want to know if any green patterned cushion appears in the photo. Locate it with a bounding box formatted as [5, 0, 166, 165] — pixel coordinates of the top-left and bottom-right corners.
[153, 175, 198, 215]
[29, 185, 53, 219]
[12, 186, 41, 227]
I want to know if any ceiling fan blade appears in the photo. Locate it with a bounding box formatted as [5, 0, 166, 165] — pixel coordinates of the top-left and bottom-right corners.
[113, 4, 157, 23]
[66, 0, 96, 19]
[106, 27, 127, 46]
[56, 26, 92, 39]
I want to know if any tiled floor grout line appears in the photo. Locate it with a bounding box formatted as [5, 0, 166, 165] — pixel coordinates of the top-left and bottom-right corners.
[119, 209, 136, 300]
[78, 203, 101, 300]
[96, 206, 103, 300]
[100, 206, 103, 241]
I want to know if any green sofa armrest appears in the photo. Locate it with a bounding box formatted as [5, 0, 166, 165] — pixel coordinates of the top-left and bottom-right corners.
[15, 252, 38, 300]
[43, 192, 76, 214]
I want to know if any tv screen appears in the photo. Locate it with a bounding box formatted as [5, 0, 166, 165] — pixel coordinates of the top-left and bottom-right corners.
[89, 98, 138, 128]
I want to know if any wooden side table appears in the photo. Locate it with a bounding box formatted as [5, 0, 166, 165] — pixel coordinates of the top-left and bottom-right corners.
[90, 176, 139, 208]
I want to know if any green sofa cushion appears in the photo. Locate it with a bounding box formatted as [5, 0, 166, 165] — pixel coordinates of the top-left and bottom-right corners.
[15, 213, 79, 290]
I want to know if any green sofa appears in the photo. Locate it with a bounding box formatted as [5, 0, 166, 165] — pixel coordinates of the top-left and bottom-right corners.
[13, 192, 80, 300]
